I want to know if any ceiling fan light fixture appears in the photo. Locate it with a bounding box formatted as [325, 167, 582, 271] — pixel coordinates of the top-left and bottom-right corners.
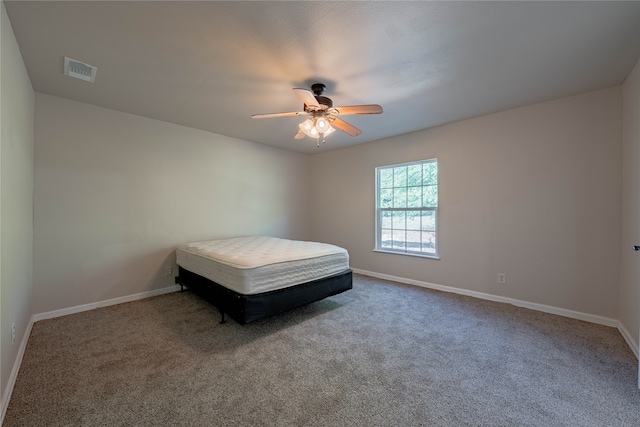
[299, 118, 318, 138]
[298, 116, 336, 140]
[315, 117, 330, 133]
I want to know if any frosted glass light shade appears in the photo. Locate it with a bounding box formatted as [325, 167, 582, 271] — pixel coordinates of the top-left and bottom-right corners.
[315, 117, 330, 133]
[299, 117, 335, 140]
[323, 125, 335, 136]
[299, 118, 318, 138]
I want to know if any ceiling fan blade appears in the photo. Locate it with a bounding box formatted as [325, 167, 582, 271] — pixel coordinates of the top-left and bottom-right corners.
[251, 111, 306, 119]
[334, 104, 383, 115]
[331, 117, 362, 137]
[292, 88, 320, 108]
[293, 129, 305, 140]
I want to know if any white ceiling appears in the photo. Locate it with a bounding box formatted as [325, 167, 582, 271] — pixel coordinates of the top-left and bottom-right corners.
[5, 1, 640, 154]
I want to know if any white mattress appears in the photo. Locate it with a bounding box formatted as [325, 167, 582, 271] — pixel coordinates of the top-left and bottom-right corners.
[175, 236, 350, 295]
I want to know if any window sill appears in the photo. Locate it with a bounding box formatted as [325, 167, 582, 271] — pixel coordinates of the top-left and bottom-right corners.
[373, 249, 440, 260]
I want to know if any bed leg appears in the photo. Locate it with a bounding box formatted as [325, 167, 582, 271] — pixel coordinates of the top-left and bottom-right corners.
[175, 276, 185, 292]
[219, 310, 226, 324]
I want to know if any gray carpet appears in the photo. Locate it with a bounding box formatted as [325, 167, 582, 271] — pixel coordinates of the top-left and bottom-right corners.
[4, 274, 640, 426]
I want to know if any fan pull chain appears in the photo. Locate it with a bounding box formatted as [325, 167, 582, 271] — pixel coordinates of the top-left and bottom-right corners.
[316, 134, 327, 147]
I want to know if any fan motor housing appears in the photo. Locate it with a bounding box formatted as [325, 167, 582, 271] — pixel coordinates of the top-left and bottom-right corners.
[315, 96, 333, 109]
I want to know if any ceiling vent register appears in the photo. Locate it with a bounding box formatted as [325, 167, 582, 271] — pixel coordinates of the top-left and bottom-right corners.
[63, 57, 97, 82]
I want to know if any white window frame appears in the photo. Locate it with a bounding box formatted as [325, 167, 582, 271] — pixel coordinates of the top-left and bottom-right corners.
[374, 158, 439, 259]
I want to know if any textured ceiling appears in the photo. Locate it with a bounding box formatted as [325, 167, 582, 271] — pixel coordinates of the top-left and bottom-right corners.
[5, 1, 640, 154]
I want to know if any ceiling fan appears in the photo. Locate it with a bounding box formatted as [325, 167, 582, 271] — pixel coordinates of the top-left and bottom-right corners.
[251, 83, 383, 146]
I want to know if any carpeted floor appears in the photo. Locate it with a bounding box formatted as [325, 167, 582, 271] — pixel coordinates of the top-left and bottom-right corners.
[4, 274, 640, 426]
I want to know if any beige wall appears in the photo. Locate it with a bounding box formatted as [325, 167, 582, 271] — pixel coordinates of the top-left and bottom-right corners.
[311, 87, 622, 319]
[0, 1, 35, 412]
[620, 58, 640, 354]
[33, 94, 310, 314]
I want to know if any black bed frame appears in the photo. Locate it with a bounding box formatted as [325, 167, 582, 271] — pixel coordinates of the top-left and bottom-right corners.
[175, 266, 353, 325]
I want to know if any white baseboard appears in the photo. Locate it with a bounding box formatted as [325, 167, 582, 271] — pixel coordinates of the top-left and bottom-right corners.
[617, 322, 640, 360]
[33, 285, 181, 322]
[352, 268, 631, 339]
[1, 316, 34, 426]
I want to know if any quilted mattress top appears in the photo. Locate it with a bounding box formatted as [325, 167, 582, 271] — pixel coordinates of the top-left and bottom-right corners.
[176, 236, 347, 269]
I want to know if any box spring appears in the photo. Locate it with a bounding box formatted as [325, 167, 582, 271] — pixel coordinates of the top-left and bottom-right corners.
[176, 267, 353, 325]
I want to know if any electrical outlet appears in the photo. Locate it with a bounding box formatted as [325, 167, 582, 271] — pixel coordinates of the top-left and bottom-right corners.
[498, 273, 506, 285]
[165, 266, 172, 276]
[11, 323, 16, 345]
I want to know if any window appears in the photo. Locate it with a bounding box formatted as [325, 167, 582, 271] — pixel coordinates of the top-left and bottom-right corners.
[375, 159, 438, 258]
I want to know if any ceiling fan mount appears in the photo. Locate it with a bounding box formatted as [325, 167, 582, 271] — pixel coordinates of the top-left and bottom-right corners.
[252, 82, 383, 146]
[310, 83, 326, 96]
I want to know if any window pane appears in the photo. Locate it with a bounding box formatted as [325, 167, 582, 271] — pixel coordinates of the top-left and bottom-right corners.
[381, 211, 392, 228]
[380, 229, 393, 249]
[421, 231, 436, 253]
[406, 230, 421, 251]
[393, 187, 407, 208]
[423, 185, 438, 207]
[423, 162, 438, 185]
[394, 166, 407, 187]
[380, 188, 393, 208]
[379, 168, 394, 188]
[406, 211, 421, 231]
[407, 187, 422, 208]
[392, 230, 406, 250]
[420, 211, 436, 231]
[392, 211, 406, 229]
[407, 165, 422, 186]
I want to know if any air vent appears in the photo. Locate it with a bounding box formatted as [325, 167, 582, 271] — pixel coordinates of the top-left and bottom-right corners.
[63, 57, 97, 82]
